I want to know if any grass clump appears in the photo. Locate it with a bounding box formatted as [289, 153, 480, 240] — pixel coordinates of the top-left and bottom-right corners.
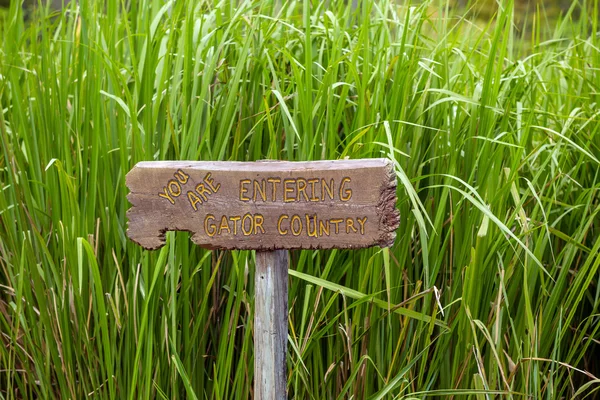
[0, 0, 599, 398]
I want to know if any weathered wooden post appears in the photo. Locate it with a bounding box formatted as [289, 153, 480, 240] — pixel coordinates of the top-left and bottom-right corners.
[126, 159, 399, 399]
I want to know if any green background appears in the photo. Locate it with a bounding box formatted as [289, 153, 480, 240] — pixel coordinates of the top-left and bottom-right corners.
[0, 0, 598, 398]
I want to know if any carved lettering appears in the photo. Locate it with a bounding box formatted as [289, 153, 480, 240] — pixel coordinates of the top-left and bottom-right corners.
[157, 169, 220, 208]
[230, 216, 241, 235]
[219, 215, 231, 235]
[240, 179, 251, 201]
[168, 180, 182, 197]
[307, 178, 319, 201]
[278, 215, 289, 235]
[154, 173, 371, 239]
[330, 218, 343, 234]
[195, 183, 211, 202]
[267, 178, 281, 201]
[204, 172, 220, 193]
[346, 218, 357, 233]
[290, 215, 302, 236]
[339, 177, 352, 201]
[306, 214, 318, 238]
[205, 214, 216, 237]
[296, 178, 309, 202]
[203, 213, 269, 237]
[319, 219, 330, 236]
[242, 213, 254, 236]
[158, 186, 175, 204]
[188, 191, 202, 211]
[357, 217, 367, 235]
[254, 214, 265, 234]
[321, 178, 334, 201]
[271, 214, 368, 238]
[284, 179, 295, 203]
[175, 169, 190, 185]
[240, 177, 357, 203]
[253, 179, 267, 202]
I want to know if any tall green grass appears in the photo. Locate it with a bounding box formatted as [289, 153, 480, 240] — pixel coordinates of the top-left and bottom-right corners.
[0, 0, 598, 398]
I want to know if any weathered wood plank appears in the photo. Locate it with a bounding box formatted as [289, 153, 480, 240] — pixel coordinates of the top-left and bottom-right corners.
[126, 159, 399, 250]
[254, 250, 288, 400]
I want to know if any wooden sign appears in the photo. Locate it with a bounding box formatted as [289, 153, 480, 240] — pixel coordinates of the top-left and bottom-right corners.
[126, 159, 399, 250]
[126, 158, 400, 400]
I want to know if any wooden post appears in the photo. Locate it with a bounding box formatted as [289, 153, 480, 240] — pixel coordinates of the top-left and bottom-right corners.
[254, 250, 288, 400]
